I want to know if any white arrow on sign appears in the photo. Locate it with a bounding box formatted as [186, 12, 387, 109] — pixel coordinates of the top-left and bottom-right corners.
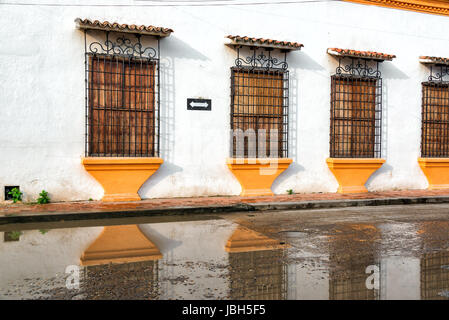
[189, 101, 209, 108]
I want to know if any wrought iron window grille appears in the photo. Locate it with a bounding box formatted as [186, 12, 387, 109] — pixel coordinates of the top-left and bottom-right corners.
[229, 46, 290, 158]
[234, 46, 288, 71]
[427, 64, 449, 82]
[330, 57, 383, 158]
[83, 30, 161, 157]
[421, 63, 449, 157]
[335, 56, 382, 79]
[88, 34, 158, 60]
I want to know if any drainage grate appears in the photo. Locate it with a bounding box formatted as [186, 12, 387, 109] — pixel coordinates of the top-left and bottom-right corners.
[4, 186, 19, 201]
[4, 231, 22, 242]
[278, 231, 307, 238]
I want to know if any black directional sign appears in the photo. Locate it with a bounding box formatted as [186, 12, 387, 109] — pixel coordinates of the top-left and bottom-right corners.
[187, 98, 211, 111]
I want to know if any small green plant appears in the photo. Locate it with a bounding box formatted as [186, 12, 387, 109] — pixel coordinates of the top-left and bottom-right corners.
[39, 229, 49, 235]
[287, 189, 294, 195]
[37, 190, 50, 204]
[88, 198, 93, 201]
[5, 231, 22, 241]
[8, 187, 22, 203]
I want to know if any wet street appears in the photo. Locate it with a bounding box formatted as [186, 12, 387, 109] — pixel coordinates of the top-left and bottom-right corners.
[1, 203, 449, 300]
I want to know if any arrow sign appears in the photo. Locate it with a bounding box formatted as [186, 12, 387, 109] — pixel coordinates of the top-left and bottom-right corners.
[187, 98, 212, 111]
[190, 101, 209, 108]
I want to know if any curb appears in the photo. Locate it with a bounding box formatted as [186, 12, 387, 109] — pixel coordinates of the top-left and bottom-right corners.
[249, 196, 449, 211]
[1, 196, 449, 226]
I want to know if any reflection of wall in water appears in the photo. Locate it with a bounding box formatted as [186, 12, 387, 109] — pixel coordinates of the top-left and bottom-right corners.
[286, 258, 329, 300]
[378, 222, 421, 300]
[328, 224, 381, 300]
[140, 220, 234, 299]
[0, 227, 102, 287]
[228, 249, 287, 300]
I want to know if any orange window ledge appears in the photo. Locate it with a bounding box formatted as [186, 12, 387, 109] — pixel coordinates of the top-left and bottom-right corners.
[226, 158, 293, 197]
[82, 157, 163, 202]
[418, 158, 449, 190]
[326, 158, 385, 194]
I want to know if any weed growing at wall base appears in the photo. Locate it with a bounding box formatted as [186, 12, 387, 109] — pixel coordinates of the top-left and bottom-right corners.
[37, 190, 50, 204]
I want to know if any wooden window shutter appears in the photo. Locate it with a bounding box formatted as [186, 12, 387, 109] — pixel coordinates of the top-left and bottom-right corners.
[88, 57, 156, 157]
[330, 76, 378, 158]
[231, 69, 286, 158]
[422, 83, 449, 157]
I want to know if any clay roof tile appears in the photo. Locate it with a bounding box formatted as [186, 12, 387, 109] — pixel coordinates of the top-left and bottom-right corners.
[327, 48, 396, 61]
[75, 18, 173, 37]
[226, 35, 303, 51]
[420, 56, 449, 66]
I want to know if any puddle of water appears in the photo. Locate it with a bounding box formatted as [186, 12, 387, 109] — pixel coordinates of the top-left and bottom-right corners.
[0, 215, 449, 300]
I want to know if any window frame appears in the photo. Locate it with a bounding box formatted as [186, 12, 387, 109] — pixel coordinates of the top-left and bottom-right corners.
[229, 49, 290, 159]
[421, 81, 449, 158]
[83, 31, 161, 158]
[329, 58, 383, 158]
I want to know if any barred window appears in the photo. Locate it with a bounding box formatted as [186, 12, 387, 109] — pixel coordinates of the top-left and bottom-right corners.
[421, 82, 449, 157]
[230, 67, 288, 158]
[228, 250, 287, 299]
[80, 28, 162, 158]
[330, 75, 382, 158]
[420, 251, 449, 300]
[88, 57, 156, 156]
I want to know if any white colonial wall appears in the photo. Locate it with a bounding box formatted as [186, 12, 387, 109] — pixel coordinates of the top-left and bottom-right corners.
[1, 0, 448, 201]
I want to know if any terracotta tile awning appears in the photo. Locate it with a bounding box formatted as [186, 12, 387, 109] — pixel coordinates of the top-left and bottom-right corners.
[420, 56, 449, 66]
[226, 35, 303, 51]
[327, 48, 396, 61]
[75, 18, 173, 37]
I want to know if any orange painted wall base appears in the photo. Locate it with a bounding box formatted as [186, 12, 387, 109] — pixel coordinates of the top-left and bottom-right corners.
[82, 157, 163, 202]
[226, 158, 292, 196]
[80, 225, 162, 266]
[326, 158, 385, 193]
[418, 158, 449, 190]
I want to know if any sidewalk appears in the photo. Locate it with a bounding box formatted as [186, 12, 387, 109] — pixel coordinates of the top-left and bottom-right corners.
[2, 189, 449, 225]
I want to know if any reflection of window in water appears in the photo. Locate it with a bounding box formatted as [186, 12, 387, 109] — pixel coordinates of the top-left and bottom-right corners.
[81, 260, 159, 300]
[421, 251, 449, 300]
[228, 249, 287, 300]
[328, 256, 380, 300]
[328, 224, 381, 300]
[78, 225, 162, 299]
